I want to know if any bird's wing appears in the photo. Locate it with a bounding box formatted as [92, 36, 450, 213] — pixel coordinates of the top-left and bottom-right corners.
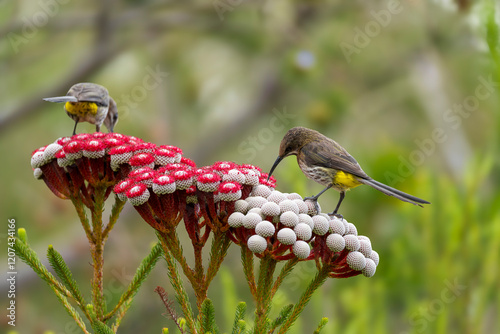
[69, 83, 109, 105]
[300, 140, 369, 179]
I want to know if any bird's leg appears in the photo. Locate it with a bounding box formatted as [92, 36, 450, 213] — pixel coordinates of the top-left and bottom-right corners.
[304, 184, 333, 214]
[96, 124, 101, 133]
[328, 191, 345, 219]
[72, 120, 78, 136]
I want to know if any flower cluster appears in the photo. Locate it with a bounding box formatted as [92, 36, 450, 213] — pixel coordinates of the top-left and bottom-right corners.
[31, 133, 186, 204]
[114, 160, 276, 240]
[31, 133, 378, 278]
[31, 133, 144, 203]
[227, 187, 379, 278]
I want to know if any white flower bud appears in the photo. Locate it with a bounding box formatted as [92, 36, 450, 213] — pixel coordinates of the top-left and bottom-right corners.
[344, 235, 360, 251]
[248, 235, 268, 254]
[362, 258, 376, 277]
[228, 212, 245, 228]
[346, 251, 366, 271]
[277, 228, 297, 245]
[255, 221, 276, 237]
[326, 233, 345, 252]
[292, 240, 311, 259]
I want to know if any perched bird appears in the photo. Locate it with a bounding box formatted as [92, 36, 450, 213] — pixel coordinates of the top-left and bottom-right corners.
[267, 127, 430, 215]
[43, 83, 118, 135]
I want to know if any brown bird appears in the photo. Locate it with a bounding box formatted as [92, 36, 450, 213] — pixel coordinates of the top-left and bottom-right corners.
[267, 127, 430, 215]
[43, 83, 118, 135]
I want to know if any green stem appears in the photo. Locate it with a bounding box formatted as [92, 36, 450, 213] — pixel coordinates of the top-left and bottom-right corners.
[254, 255, 277, 334]
[241, 246, 257, 299]
[71, 195, 94, 244]
[103, 242, 163, 322]
[193, 243, 206, 309]
[159, 230, 196, 284]
[103, 195, 126, 241]
[91, 185, 106, 320]
[205, 232, 231, 289]
[277, 264, 330, 334]
[14, 238, 89, 333]
[162, 240, 198, 334]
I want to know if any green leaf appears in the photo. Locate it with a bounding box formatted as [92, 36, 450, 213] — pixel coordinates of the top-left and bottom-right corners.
[231, 302, 246, 334]
[277, 265, 330, 334]
[17, 228, 28, 245]
[269, 304, 293, 332]
[313, 318, 328, 334]
[14, 237, 89, 333]
[87, 305, 114, 334]
[160, 237, 197, 334]
[200, 298, 219, 334]
[106, 242, 163, 324]
[14, 238, 70, 297]
[47, 245, 86, 308]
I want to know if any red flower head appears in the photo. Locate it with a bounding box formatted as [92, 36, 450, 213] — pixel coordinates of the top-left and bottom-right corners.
[218, 181, 242, 201]
[129, 152, 155, 169]
[63, 140, 83, 160]
[172, 169, 193, 190]
[109, 145, 134, 171]
[82, 139, 106, 159]
[196, 172, 221, 192]
[180, 157, 196, 168]
[125, 183, 150, 206]
[152, 174, 176, 195]
[114, 179, 136, 201]
[154, 148, 177, 166]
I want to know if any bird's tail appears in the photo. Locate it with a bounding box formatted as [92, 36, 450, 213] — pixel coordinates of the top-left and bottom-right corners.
[358, 178, 430, 207]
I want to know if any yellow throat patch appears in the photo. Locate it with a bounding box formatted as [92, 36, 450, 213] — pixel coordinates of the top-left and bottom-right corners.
[65, 101, 98, 117]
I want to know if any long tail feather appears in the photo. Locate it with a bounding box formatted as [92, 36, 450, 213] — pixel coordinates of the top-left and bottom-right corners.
[359, 178, 430, 207]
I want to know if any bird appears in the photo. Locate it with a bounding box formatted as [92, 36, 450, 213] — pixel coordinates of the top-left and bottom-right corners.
[267, 127, 430, 216]
[43, 83, 118, 135]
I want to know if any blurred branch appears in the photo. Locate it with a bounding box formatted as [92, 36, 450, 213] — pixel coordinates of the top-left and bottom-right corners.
[190, 71, 283, 164]
[0, 2, 212, 37]
[0, 1, 227, 136]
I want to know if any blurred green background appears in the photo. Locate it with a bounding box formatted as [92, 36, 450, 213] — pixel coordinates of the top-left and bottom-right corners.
[1, 0, 499, 333]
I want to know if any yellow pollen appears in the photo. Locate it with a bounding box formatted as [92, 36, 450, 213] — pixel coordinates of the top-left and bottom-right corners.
[65, 101, 98, 117]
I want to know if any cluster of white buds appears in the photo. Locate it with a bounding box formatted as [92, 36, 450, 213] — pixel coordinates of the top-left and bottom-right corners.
[227, 185, 379, 278]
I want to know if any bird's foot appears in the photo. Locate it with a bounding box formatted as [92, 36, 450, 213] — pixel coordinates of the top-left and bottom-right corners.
[328, 212, 343, 220]
[304, 196, 321, 214]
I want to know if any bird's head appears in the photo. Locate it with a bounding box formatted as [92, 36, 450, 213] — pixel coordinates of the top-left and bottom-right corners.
[267, 127, 317, 181]
[103, 97, 119, 132]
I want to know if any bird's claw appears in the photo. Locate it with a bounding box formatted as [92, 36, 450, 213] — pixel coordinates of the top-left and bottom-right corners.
[328, 212, 343, 220]
[304, 196, 321, 214]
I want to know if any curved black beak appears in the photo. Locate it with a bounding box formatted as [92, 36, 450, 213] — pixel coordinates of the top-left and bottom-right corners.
[267, 156, 283, 181]
[43, 96, 78, 103]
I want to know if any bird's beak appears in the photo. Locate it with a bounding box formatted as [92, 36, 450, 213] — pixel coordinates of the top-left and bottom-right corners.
[43, 96, 78, 103]
[267, 156, 283, 181]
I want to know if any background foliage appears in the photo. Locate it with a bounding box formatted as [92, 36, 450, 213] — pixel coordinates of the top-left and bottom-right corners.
[1, 0, 499, 333]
